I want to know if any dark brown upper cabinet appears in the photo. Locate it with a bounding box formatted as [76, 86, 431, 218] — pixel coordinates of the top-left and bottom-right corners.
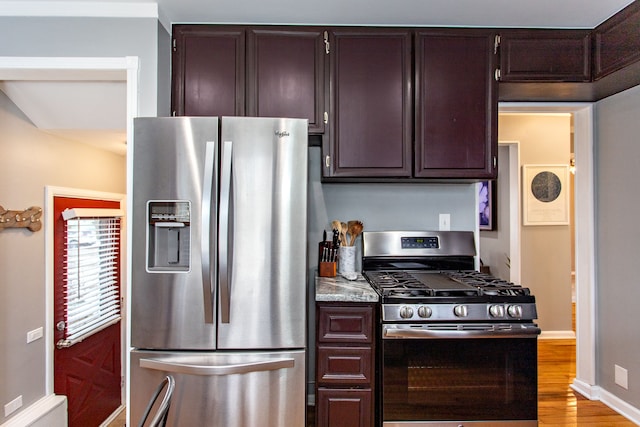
[247, 27, 325, 133]
[593, 0, 640, 80]
[414, 30, 498, 179]
[172, 25, 245, 117]
[499, 29, 591, 82]
[172, 25, 325, 133]
[324, 28, 413, 179]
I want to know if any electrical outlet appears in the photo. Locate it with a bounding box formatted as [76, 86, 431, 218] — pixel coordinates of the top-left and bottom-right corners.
[615, 364, 628, 389]
[4, 395, 22, 417]
[27, 327, 43, 343]
[439, 214, 451, 231]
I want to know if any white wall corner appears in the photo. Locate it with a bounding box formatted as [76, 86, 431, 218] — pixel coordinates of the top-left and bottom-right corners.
[571, 378, 599, 400]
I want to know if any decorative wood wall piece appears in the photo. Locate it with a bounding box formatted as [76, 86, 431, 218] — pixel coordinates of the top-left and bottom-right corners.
[0, 205, 43, 232]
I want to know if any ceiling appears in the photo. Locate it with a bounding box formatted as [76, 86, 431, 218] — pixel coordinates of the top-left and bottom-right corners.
[156, 0, 635, 29]
[0, 58, 129, 156]
[0, 77, 128, 155]
[0, 0, 635, 156]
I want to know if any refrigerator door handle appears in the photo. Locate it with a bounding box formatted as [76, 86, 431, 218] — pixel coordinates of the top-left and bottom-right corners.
[218, 140, 233, 323]
[140, 357, 294, 376]
[200, 141, 216, 324]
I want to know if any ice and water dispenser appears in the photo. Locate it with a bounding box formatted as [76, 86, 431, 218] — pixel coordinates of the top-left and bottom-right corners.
[147, 201, 191, 272]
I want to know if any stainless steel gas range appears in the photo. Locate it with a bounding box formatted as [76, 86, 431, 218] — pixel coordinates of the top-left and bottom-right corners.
[362, 231, 540, 427]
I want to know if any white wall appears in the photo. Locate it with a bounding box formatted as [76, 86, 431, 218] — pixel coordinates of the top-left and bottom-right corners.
[594, 84, 640, 410]
[0, 16, 160, 117]
[0, 91, 126, 423]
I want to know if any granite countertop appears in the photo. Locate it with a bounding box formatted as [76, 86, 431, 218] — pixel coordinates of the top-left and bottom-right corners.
[315, 273, 379, 302]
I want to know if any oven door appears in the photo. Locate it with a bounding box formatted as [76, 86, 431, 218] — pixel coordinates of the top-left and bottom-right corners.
[381, 324, 539, 426]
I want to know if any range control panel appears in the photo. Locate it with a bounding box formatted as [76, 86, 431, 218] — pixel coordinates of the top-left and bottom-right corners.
[401, 236, 439, 249]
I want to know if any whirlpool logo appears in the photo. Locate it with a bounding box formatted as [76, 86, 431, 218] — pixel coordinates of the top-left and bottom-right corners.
[275, 130, 290, 138]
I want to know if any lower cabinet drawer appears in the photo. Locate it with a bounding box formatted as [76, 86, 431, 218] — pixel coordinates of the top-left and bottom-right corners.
[316, 388, 373, 427]
[317, 346, 373, 386]
[317, 304, 374, 343]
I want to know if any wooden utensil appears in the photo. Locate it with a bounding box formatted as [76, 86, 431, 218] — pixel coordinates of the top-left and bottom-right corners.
[347, 220, 363, 246]
[340, 222, 348, 247]
[331, 220, 342, 237]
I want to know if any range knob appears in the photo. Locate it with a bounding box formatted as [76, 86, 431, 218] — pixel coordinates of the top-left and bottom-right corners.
[453, 305, 468, 318]
[417, 306, 432, 318]
[399, 306, 414, 319]
[489, 305, 505, 318]
[508, 305, 523, 318]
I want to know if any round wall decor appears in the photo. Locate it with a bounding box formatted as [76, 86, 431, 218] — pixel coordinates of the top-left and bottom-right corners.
[530, 171, 562, 203]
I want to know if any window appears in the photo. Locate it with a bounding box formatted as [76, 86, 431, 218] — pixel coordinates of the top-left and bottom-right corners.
[57, 208, 122, 348]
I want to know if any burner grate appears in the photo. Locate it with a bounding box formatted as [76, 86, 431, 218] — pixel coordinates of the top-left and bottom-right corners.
[442, 271, 531, 296]
[364, 269, 532, 300]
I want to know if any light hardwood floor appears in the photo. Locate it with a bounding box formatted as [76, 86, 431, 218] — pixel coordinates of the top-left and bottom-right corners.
[109, 339, 636, 426]
[538, 338, 637, 426]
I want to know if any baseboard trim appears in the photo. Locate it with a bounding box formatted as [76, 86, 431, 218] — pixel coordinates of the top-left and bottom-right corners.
[571, 379, 640, 424]
[538, 330, 576, 339]
[571, 378, 598, 399]
[1, 395, 66, 427]
[599, 387, 640, 425]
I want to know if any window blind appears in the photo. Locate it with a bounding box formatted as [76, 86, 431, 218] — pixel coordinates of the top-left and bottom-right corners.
[58, 214, 121, 348]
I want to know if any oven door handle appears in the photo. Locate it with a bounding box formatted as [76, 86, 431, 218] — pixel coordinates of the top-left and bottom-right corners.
[383, 324, 541, 339]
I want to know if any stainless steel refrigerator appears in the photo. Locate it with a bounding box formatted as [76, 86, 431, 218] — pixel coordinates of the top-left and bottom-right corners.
[130, 116, 308, 426]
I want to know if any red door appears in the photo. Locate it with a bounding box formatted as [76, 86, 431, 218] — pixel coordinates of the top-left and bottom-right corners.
[53, 196, 122, 427]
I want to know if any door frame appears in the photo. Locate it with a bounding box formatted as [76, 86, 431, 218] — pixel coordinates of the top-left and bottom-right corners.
[499, 102, 596, 397]
[497, 140, 521, 286]
[46, 187, 127, 402]
[50, 189, 126, 426]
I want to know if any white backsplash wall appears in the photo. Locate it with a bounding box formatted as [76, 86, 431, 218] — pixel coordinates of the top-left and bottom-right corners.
[307, 146, 477, 264]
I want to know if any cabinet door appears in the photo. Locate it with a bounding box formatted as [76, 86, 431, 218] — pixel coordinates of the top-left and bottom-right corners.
[593, 1, 640, 79]
[500, 30, 591, 82]
[317, 304, 374, 344]
[172, 25, 245, 117]
[325, 29, 412, 178]
[317, 346, 373, 386]
[415, 31, 497, 179]
[316, 388, 373, 427]
[247, 28, 325, 133]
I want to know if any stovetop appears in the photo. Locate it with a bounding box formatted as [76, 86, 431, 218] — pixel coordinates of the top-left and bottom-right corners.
[364, 269, 532, 303]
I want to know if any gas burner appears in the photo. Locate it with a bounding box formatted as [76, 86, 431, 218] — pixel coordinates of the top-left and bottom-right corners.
[381, 289, 432, 298]
[364, 271, 423, 288]
[442, 271, 532, 297]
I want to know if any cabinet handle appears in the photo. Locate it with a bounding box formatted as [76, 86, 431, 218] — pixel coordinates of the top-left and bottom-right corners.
[323, 111, 328, 124]
[494, 34, 500, 54]
[494, 68, 501, 81]
[325, 155, 331, 168]
[323, 31, 330, 54]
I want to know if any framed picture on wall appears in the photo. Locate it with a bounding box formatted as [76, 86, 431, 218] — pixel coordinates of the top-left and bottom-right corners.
[522, 164, 570, 225]
[479, 180, 496, 230]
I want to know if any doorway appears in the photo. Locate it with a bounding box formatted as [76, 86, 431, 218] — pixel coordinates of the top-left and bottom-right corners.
[0, 55, 138, 425]
[498, 103, 596, 396]
[52, 194, 124, 426]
